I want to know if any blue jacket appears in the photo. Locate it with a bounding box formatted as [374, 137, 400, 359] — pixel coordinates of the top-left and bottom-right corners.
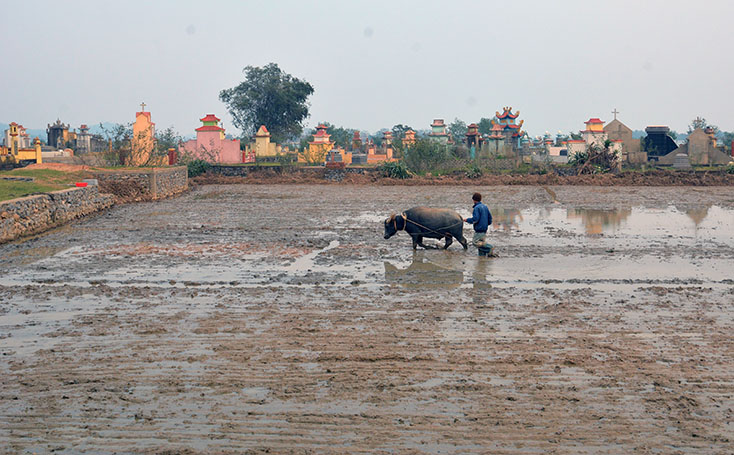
[466, 201, 492, 232]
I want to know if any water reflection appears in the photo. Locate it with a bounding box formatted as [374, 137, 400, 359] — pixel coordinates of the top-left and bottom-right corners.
[384, 252, 463, 289]
[471, 256, 492, 290]
[490, 207, 524, 232]
[384, 251, 493, 290]
[478, 204, 725, 238]
[681, 206, 710, 227]
[566, 208, 632, 235]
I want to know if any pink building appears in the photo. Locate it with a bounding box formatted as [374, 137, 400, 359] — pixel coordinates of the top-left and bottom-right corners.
[180, 114, 242, 163]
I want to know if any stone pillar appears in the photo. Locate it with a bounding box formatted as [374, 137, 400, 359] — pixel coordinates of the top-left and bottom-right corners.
[34, 138, 42, 164]
[149, 169, 158, 199]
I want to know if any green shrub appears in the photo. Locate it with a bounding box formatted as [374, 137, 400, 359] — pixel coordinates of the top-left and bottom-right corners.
[187, 159, 211, 177]
[403, 139, 449, 174]
[567, 151, 589, 167]
[379, 161, 411, 179]
[726, 163, 734, 174]
[465, 163, 482, 179]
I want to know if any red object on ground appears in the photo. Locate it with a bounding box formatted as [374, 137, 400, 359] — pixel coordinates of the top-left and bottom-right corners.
[75, 182, 88, 187]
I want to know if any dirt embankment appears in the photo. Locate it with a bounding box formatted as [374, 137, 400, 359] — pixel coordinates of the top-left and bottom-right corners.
[193, 168, 734, 186]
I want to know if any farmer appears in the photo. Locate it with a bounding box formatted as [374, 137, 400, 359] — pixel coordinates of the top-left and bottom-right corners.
[464, 192, 493, 256]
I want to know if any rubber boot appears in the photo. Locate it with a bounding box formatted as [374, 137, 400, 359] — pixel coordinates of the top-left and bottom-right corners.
[478, 245, 493, 257]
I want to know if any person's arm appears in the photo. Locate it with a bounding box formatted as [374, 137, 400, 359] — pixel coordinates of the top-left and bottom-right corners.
[466, 205, 480, 224]
[487, 208, 492, 226]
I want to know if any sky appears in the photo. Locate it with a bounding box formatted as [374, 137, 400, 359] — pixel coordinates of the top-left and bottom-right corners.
[2, 0, 733, 138]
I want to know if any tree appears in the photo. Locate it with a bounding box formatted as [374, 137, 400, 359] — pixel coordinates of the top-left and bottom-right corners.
[720, 131, 734, 153]
[390, 124, 413, 159]
[324, 123, 354, 149]
[370, 129, 388, 147]
[687, 116, 719, 134]
[477, 117, 495, 136]
[391, 124, 413, 140]
[219, 63, 314, 143]
[448, 118, 467, 144]
[155, 127, 182, 154]
[99, 122, 132, 165]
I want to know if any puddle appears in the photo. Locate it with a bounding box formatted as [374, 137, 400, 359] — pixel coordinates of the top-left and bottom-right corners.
[287, 240, 340, 271]
[384, 254, 464, 289]
[491, 204, 732, 241]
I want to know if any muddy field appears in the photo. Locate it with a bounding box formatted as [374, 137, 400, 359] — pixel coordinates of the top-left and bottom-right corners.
[1, 184, 732, 454]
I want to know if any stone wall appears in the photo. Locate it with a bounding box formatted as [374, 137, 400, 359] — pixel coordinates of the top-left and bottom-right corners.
[92, 166, 187, 200]
[209, 165, 254, 177]
[153, 166, 188, 198]
[0, 186, 114, 243]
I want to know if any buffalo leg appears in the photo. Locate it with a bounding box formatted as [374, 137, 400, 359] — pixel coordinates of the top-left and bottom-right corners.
[412, 235, 419, 250]
[458, 235, 468, 250]
[443, 234, 453, 249]
[417, 236, 436, 249]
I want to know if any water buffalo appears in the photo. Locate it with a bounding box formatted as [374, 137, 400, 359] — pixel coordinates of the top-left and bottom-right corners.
[384, 206, 468, 250]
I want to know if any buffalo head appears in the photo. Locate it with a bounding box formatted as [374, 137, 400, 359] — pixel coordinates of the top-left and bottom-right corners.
[384, 214, 398, 239]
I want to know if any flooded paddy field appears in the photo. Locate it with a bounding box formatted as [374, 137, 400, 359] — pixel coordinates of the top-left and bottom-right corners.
[1, 184, 732, 454]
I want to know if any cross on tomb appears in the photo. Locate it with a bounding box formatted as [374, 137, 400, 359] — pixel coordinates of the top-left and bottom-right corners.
[140, 102, 147, 112]
[612, 108, 619, 120]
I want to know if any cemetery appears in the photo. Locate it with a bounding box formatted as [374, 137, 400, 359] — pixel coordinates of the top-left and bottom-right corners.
[1, 15, 733, 452]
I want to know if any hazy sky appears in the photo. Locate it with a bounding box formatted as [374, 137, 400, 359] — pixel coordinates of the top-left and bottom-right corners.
[2, 0, 733, 137]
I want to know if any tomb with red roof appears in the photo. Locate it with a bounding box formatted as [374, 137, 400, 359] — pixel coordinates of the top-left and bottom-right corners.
[180, 114, 242, 163]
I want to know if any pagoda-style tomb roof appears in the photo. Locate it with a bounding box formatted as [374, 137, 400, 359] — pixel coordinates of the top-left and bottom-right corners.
[496, 107, 520, 120]
[466, 123, 480, 137]
[313, 125, 330, 138]
[491, 118, 524, 131]
[195, 125, 224, 132]
[310, 124, 333, 144]
[196, 113, 223, 132]
[583, 118, 605, 133]
[200, 114, 221, 122]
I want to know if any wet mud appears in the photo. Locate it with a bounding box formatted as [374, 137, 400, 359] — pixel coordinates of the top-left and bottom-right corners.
[1, 185, 732, 454]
